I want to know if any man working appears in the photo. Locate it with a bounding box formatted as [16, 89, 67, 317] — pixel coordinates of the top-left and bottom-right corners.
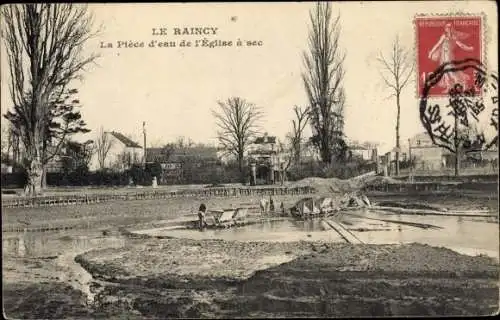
[198, 203, 207, 230]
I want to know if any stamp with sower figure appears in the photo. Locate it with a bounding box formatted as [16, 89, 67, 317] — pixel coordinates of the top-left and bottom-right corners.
[415, 14, 498, 154]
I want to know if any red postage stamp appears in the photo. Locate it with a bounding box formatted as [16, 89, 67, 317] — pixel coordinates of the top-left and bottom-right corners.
[415, 15, 483, 98]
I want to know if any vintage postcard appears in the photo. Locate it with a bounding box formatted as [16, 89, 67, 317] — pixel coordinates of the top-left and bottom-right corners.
[1, 1, 498, 318]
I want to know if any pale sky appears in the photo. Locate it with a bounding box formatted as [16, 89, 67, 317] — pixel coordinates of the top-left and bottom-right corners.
[1, 1, 498, 154]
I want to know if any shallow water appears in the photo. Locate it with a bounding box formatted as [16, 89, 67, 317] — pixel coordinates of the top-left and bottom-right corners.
[2, 209, 498, 261]
[2, 230, 127, 258]
[142, 218, 345, 242]
[351, 210, 499, 260]
[138, 209, 499, 260]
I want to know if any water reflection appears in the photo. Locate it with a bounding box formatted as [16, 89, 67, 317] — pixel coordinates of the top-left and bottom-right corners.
[144, 218, 344, 243]
[2, 231, 127, 258]
[139, 210, 499, 259]
[3, 210, 498, 261]
[351, 210, 499, 260]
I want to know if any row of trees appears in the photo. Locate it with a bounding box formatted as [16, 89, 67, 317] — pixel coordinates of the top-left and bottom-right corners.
[0, 3, 421, 194]
[211, 3, 352, 183]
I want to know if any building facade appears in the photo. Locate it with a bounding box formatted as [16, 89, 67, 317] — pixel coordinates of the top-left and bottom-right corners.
[146, 145, 219, 184]
[247, 133, 285, 184]
[348, 144, 378, 162]
[408, 132, 449, 170]
[90, 131, 144, 171]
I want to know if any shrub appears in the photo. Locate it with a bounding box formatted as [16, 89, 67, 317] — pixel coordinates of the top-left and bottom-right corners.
[128, 164, 152, 186]
[1, 171, 27, 188]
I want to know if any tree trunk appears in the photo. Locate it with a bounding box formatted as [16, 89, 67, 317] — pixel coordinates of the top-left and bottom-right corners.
[295, 142, 301, 165]
[25, 158, 43, 196]
[455, 152, 460, 176]
[320, 140, 332, 165]
[395, 94, 401, 176]
[41, 167, 47, 189]
[238, 155, 245, 184]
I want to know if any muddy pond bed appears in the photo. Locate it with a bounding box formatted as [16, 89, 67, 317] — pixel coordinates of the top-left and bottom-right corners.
[2, 191, 499, 318]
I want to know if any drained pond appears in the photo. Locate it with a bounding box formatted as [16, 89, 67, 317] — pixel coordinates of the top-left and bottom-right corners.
[129, 209, 499, 260]
[3, 203, 499, 318]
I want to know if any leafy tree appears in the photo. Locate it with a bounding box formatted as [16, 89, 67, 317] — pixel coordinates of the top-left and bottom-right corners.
[60, 139, 94, 174]
[1, 4, 99, 195]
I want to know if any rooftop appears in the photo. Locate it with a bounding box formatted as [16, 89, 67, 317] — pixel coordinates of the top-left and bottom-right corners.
[109, 131, 142, 148]
[146, 146, 218, 162]
[254, 135, 276, 144]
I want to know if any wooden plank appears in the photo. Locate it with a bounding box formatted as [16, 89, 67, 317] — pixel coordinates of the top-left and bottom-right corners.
[323, 218, 363, 244]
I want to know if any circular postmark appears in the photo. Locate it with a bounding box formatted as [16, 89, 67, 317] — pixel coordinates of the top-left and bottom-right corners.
[419, 58, 498, 154]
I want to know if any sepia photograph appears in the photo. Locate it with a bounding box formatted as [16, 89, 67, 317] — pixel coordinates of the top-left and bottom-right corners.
[1, 1, 498, 318]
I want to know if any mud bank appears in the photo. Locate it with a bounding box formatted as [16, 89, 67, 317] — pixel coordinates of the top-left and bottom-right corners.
[74, 238, 499, 318]
[2, 255, 95, 319]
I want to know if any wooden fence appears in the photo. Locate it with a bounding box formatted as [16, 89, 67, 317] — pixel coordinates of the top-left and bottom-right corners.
[1, 186, 315, 209]
[363, 181, 498, 193]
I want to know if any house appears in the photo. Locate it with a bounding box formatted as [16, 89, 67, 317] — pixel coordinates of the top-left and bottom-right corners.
[247, 133, 283, 184]
[90, 131, 144, 171]
[408, 132, 451, 170]
[348, 144, 377, 162]
[147, 145, 219, 163]
[145, 145, 219, 183]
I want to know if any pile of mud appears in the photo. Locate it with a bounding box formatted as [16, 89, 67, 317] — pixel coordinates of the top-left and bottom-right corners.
[291, 174, 400, 195]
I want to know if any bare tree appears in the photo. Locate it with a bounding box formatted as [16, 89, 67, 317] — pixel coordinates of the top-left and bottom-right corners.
[1, 4, 99, 195]
[274, 106, 311, 186]
[175, 136, 195, 149]
[212, 97, 262, 182]
[302, 2, 346, 164]
[290, 105, 310, 165]
[95, 127, 113, 170]
[377, 35, 414, 176]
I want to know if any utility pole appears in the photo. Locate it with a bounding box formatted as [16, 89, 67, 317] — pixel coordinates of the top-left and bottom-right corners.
[408, 138, 414, 183]
[143, 121, 147, 168]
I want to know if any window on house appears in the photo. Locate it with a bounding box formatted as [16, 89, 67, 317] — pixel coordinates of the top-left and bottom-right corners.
[417, 140, 421, 146]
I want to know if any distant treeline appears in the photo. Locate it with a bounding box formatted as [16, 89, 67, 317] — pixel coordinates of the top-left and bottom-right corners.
[1, 163, 242, 188]
[1, 160, 378, 188]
